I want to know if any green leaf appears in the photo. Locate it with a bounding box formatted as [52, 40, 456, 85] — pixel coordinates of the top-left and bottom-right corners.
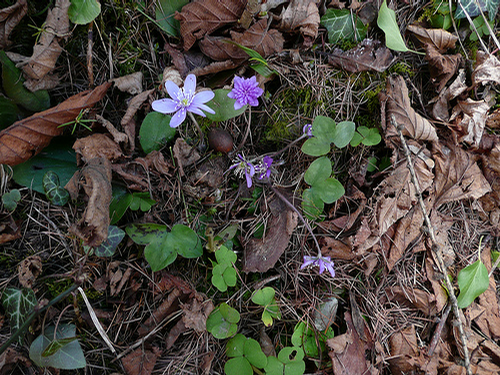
[301, 116, 337, 156]
[457, 259, 490, 308]
[367, 156, 378, 172]
[278, 347, 305, 374]
[251, 287, 275, 306]
[205, 89, 246, 122]
[144, 237, 177, 272]
[68, 0, 101, 24]
[455, 0, 500, 20]
[43, 171, 69, 206]
[85, 225, 125, 257]
[155, 0, 188, 37]
[264, 356, 284, 375]
[223, 267, 237, 287]
[351, 126, 382, 147]
[212, 265, 228, 292]
[126, 223, 168, 245]
[139, 112, 176, 154]
[332, 121, 355, 148]
[226, 334, 246, 357]
[492, 250, 500, 264]
[1, 287, 37, 344]
[2, 189, 21, 211]
[301, 137, 331, 157]
[0, 96, 20, 129]
[224, 357, 253, 375]
[129, 192, 156, 212]
[215, 245, 237, 265]
[169, 224, 203, 258]
[206, 303, 239, 339]
[313, 178, 345, 204]
[42, 337, 78, 357]
[377, 0, 410, 52]
[320, 9, 367, 44]
[0, 50, 50, 112]
[109, 186, 132, 224]
[304, 157, 332, 186]
[29, 324, 86, 369]
[12, 140, 77, 194]
[302, 188, 324, 220]
[244, 338, 267, 368]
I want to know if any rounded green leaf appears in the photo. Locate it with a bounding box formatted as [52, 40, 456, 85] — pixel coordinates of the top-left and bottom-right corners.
[129, 192, 156, 212]
[251, 287, 275, 306]
[169, 224, 202, 258]
[301, 137, 331, 157]
[155, 0, 188, 37]
[68, 0, 101, 25]
[215, 245, 237, 265]
[2, 189, 21, 211]
[220, 302, 240, 324]
[457, 259, 489, 308]
[125, 223, 168, 245]
[0, 96, 20, 129]
[278, 346, 304, 364]
[144, 237, 177, 272]
[223, 267, 237, 287]
[205, 89, 246, 122]
[312, 115, 337, 141]
[332, 121, 355, 148]
[139, 112, 176, 154]
[244, 338, 267, 368]
[206, 304, 239, 339]
[212, 265, 228, 292]
[377, 0, 410, 52]
[314, 177, 345, 204]
[302, 188, 324, 220]
[358, 126, 381, 146]
[226, 334, 246, 357]
[304, 157, 332, 186]
[264, 356, 284, 375]
[224, 357, 253, 375]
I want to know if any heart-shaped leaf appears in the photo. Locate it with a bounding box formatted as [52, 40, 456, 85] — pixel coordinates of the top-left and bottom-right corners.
[457, 259, 489, 308]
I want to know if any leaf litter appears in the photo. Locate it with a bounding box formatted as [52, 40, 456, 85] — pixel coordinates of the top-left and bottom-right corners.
[2, 1, 500, 375]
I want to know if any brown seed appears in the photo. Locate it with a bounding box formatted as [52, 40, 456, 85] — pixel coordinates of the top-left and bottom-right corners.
[208, 128, 233, 153]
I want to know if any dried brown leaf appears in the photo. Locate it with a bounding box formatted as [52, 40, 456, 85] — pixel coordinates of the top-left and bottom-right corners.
[139, 287, 183, 337]
[431, 69, 467, 122]
[18, 255, 42, 289]
[0, 0, 27, 49]
[66, 157, 112, 247]
[166, 319, 188, 349]
[243, 191, 298, 273]
[326, 38, 394, 73]
[0, 82, 111, 166]
[388, 325, 419, 375]
[407, 24, 458, 52]
[175, 0, 246, 50]
[111, 72, 143, 95]
[73, 133, 123, 163]
[425, 256, 448, 313]
[239, 0, 261, 29]
[22, 0, 70, 80]
[173, 138, 200, 177]
[321, 237, 356, 260]
[259, 327, 276, 357]
[385, 75, 438, 142]
[279, 0, 320, 43]
[450, 98, 490, 147]
[23, 74, 60, 91]
[386, 286, 437, 316]
[121, 89, 154, 127]
[122, 347, 161, 375]
[181, 293, 214, 333]
[0, 214, 21, 244]
[0, 347, 30, 375]
[424, 44, 462, 93]
[231, 18, 284, 58]
[189, 59, 240, 76]
[472, 52, 500, 87]
[96, 115, 129, 144]
[433, 141, 491, 207]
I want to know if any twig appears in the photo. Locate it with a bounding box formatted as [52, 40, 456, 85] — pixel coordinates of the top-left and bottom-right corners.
[391, 115, 472, 375]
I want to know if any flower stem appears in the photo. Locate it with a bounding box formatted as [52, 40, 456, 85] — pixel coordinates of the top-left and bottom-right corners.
[233, 106, 252, 155]
[268, 133, 307, 158]
[188, 112, 204, 145]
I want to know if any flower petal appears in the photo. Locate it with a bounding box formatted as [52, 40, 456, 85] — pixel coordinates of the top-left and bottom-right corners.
[188, 106, 207, 117]
[152, 99, 178, 114]
[192, 90, 214, 105]
[165, 81, 180, 100]
[184, 74, 196, 95]
[318, 260, 325, 274]
[325, 263, 335, 278]
[227, 91, 236, 99]
[234, 100, 245, 110]
[245, 170, 253, 188]
[300, 256, 316, 269]
[196, 103, 215, 114]
[169, 108, 186, 128]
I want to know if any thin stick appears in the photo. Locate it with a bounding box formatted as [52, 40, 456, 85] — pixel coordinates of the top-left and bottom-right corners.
[391, 115, 472, 375]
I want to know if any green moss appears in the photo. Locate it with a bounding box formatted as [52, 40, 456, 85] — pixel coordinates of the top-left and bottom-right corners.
[46, 278, 73, 299]
[388, 62, 415, 78]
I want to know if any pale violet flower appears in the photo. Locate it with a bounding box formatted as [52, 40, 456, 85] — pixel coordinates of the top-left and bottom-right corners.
[301, 254, 335, 278]
[227, 76, 264, 110]
[229, 154, 256, 188]
[152, 74, 215, 128]
[303, 124, 313, 138]
[255, 156, 274, 180]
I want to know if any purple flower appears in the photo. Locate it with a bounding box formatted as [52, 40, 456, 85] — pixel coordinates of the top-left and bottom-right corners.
[227, 76, 264, 110]
[229, 154, 256, 188]
[256, 156, 274, 180]
[303, 124, 313, 138]
[301, 254, 335, 278]
[152, 74, 215, 128]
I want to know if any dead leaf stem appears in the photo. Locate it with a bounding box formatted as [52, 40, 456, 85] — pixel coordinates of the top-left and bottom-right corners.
[392, 114, 472, 375]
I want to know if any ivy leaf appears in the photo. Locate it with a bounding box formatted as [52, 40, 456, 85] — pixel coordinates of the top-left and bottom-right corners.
[1, 287, 37, 343]
[320, 9, 367, 44]
[457, 259, 490, 308]
[85, 225, 125, 257]
[455, 0, 500, 21]
[377, 0, 410, 52]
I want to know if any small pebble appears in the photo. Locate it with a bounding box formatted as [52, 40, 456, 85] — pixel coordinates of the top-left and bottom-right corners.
[208, 128, 233, 153]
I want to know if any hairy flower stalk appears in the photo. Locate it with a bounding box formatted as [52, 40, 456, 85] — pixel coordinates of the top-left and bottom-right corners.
[152, 74, 215, 130]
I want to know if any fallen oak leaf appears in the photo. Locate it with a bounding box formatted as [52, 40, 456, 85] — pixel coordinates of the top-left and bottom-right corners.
[0, 0, 27, 49]
[66, 157, 112, 247]
[0, 82, 111, 166]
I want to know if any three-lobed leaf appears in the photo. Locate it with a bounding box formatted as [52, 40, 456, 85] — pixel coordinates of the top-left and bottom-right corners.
[457, 259, 490, 308]
[2, 189, 21, 211]
[304, 157, 332, 186]
[206, 303, 240, 339]
[320, 9, 367, 44]
[2, 287, 37, 343]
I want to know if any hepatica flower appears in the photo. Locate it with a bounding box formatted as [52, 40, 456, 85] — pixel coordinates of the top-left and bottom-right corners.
[227, 76, 264, 110]
[152, 74, 215, 128]
[255, 156, 274, 180]
[229, 154, 255, 188]
[301, 254, 335, 278]
[302, 123, 313, 138]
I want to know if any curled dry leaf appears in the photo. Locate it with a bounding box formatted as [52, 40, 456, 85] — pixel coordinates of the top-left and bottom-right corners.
[407, 24, 458, 53]
[0, 0, 27, 49]
[66, 157, 112, 247]
[243, 190, 298, 273]
[326, 38, 394, 73]
[431, 69, 467, 122]
[181, 292, 214, 333]
[173, 138, 200, 177]
[386, 286, 437, 316]
[450, 98, 490, 147]
[22, 0, 70, 81]
[96, 115, 129, 144]
[175, 0, 246, 50]
[111, 72, 143, 95]
[472, 52, 500, 87]
[121, 88, 154, 152]
[0, 214, 21, 244]
[121, 347, 161, 375]
[199, 19, 284, 62]
[388, 325, 419, 375]
[384, 75, 438, 142]
[279, 0, 320, 46]
[424, 44, 462, 93]
[73, 133, 123, 163]
[18, 255, 42, 289]
[433, 141, 491, 207]
[0, 82, 111, 166]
